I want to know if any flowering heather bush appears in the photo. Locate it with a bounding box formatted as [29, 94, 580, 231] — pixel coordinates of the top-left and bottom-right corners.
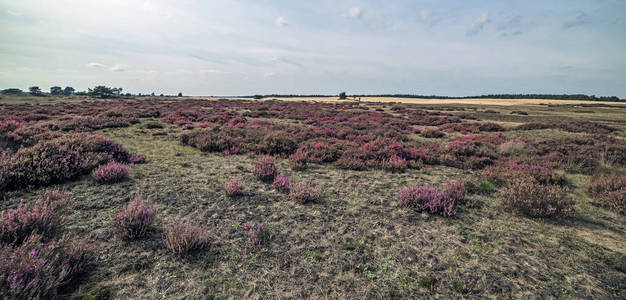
[0, 233, 96, 299]
[163, 221, 208, 255]
[381, 155, 407, 173]
[289, 182, 322, 204]
[0, 134, 131, 191]
[259, 132, 298, 156]
[224, 180, 244, 197]
[397, 180, 465, 217]
[91, 162, 131, 184]
[243, 222, 273, 247]
[440, 122, 504, 134]
[273, 175, 292, 193]
[288, 150, 308, 171]
[482, 163, 566, 187]
[497, 140, 528, 156]
[335, 155, 367, 170]
[501, 177, 574, 218]
[114, 198, 154, 240]
[584, 174, 626, 213]
[421, 128, 446, 138]
[0, 190, 68, 245]
[515, 121, 616, 134]
[254, 156, 279, 182]
[129, 154, 145, 164]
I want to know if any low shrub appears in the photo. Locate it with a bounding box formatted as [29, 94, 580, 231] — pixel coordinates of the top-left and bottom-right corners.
[224, 180, 244, 197]
[381, 155, 407, 173]
[477, 180, 495, 195]
[128, 154, 145, 164]
[243, 222, 273, 247]
[113, 198, 154, 240]
[273, 175, 292, 193]
[335, 155, 367, 171]
[0, 134, 131, 191]
[253, 156, 278, 182]
[289, 182, 322, 204]
[163, 221, 208, 255]
[482, 163, 565, 186]
[397, 180, 465, 217]
[584, 174, 625, 213]
[0, 190, 68, 244]
[501, 177, 574, 218]
[0, 233, 96, 299]
[91, 162, 131, 184]
[421, 128, 446, 138]
[288, 151, 308, 171]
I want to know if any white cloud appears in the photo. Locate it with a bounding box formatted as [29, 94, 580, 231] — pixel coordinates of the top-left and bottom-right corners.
[467, 12, 489, 36]
[419, 10, 437, 24]
[200, 69, 220, 74]
[263, 72, 276, 77]
[275, 16, 287, 26]
[109, 64, 126, 72]
[347, 7, 362, 19]
[6, 10, 22, 17]
[86, 62, 107, 68]
[143, 1, 153, 10]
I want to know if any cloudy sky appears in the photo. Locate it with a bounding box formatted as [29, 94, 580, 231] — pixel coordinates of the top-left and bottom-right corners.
[1, 0, 625, 97]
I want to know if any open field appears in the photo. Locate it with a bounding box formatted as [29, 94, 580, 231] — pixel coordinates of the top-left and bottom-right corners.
[1, 96, 625, 299]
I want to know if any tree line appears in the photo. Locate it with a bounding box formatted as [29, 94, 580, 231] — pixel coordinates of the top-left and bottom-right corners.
[1, 86, 185, 99]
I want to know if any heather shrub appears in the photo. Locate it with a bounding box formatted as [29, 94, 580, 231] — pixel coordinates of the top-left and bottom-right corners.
[335, 154, 367, 171]
[421, 128, 445, 138]
[254, 156, 278, 182]
[91, 162, 131, 184]
[244, 222, 273, 247]
[113, 198, 154, 240]
[288, 150, 308, 171]
[163, 221, 208, 255]
[128, 154, 145, 164]
[224, 180, 244, 197]
[0, 134, 131, 191]
[482, 163, 565, 187]
[289, 182, 322, 203]
[0, 190, 68, 245]
[497, 140, 528, 156]
[397, 185, 456, 217]
[0, 233, 96, 299]
[273, 175, 292, 193]
[381, 155, 407, 173]
[259, 132, 298, 156]
[584, 174, 626, 213]
[501, 177, 574, 218]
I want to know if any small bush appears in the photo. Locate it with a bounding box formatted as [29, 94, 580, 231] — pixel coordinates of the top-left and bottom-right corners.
[335, 156, 367, 171]
[224, 180, 244, 197]
[477, 180, 495, 195]
[381, 155, 407, 173]
[91, 162, 131, 184]
[482, 163, 565, 187]
[397, 180, 465, 217]
[273, 175, 292, 193]
[113, 198, 154, 240]
[253, 156, 278, 182]
[289, 182, 322, 204]
[0, 190, 68, 244]
[501, 177, 574, 218]
[128, 154, 145, 164]
[288, 151, 308, 171]
[0, 233, 96, 299]
[163, 221, 207, 255]
[421, 128, 446, 138]
[243, 222, 273, 247]
[584, 174, 626, 213]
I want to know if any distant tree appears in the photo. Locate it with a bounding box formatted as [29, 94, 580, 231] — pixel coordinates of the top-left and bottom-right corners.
[151, 92, 155, 97]
[50, 86, 63, 95]
[178, 92, 183, 97]
[339, 92, 347, 100]
[253, 95, 264, 99]
[29, 86, 43, 96]
[1, 88, 23, 95]
[160, 93, 164, 97]
[125, 93, 131, 96]
[88, 85, 122, 98]
[63, 86, 75, 96]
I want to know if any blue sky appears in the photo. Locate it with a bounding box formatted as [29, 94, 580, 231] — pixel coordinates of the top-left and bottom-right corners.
[1, 0, 625, 97]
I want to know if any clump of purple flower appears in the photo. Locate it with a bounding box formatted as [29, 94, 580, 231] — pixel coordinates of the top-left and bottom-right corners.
[91, 161, 131, 184]
[113, 198, 154, 240]
[272, 175, 292, 193]
[397, 180, 466, 217]
[289, 182, 322, 204]
[224, 180, 244, 197]
[253, 156, 279, 182]
[163, 220, 208, 255]
[244, 222, 273, 247]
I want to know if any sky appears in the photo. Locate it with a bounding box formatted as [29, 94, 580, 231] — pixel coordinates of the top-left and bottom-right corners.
[1, 0, 625, 97]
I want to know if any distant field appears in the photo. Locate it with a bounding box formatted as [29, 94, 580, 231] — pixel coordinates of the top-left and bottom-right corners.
[1, 95, 624, 298]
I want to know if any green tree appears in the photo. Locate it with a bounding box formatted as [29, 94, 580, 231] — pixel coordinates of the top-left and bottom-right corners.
[339, 92, 347, 100]
[50, 86, 63, 95]
[63, 86, 75, 96]
[178, 92, 183, 97]
[1, 88, 23, 95]
[88, 85, 122, 98]
[29, 86, 42, 95]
